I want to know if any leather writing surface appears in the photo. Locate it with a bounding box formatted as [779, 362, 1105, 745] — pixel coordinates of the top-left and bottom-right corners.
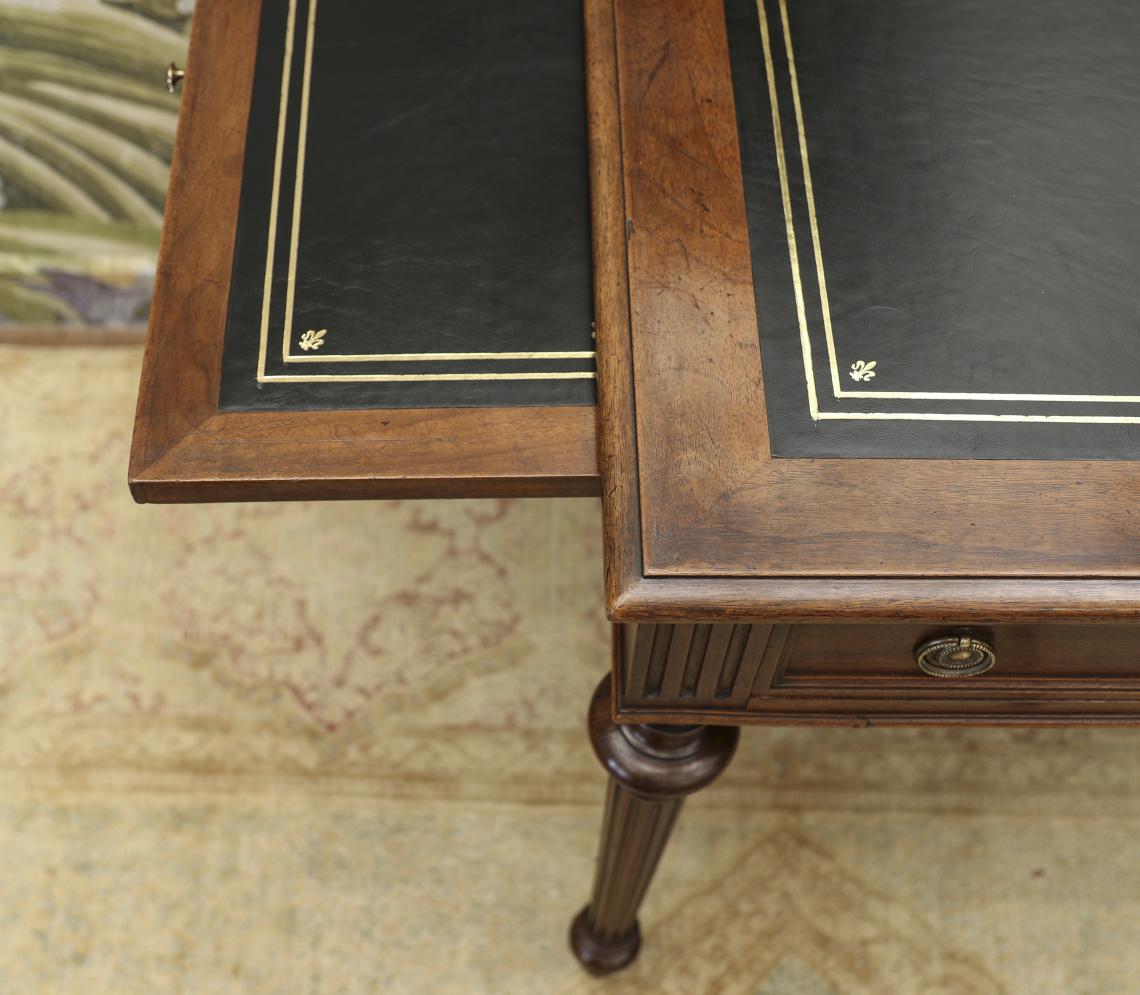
[219, 0, 595, 411]
[725, 0, 1140, 458]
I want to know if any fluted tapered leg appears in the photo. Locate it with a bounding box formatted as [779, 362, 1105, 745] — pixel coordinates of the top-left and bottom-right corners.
[570, 676, 739, 975]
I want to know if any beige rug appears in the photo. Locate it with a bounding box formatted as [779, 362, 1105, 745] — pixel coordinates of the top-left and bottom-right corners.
[2, 343, 1140, 994]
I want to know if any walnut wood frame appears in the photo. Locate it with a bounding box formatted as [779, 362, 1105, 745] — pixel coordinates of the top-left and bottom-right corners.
[611, 623, 1140, 726]
[129, 0, 600, 504]
[586, 0, 1140, 622]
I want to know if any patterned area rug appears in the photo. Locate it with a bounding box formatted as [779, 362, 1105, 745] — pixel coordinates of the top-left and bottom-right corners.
[2, 343, 1140, 993]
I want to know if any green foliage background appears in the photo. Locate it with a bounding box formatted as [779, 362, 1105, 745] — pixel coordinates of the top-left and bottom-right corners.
[0, 0, 191, 325]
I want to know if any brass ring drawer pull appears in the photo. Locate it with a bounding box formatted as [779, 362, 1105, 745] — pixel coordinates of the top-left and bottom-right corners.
[914, 633, 996, 678]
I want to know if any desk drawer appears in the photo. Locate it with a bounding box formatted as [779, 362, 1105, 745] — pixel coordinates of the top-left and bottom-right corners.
[784, 625, 1140, 687]
[616, 623, 1140, 726]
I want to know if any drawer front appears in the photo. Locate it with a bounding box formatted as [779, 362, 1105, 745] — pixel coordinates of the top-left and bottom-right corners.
[785, 625, 1140, 687]
[616, 623, 1140, 726]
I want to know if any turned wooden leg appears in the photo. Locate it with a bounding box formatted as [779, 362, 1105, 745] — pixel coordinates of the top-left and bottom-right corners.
[570, 676, 739, 975]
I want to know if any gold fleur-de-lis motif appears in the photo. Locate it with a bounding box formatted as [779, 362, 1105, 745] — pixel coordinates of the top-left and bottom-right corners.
[299, 328, 327, 352]
[849, 359, 877, 382]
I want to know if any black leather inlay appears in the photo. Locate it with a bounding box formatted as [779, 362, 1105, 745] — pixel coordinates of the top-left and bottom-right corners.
[725, 0, 1140, 459]
[219, 0, 595, 411]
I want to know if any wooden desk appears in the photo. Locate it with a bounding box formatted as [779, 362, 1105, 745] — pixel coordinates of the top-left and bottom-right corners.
[132, 0, 1140, 979]
[571, 0, 1140, 975]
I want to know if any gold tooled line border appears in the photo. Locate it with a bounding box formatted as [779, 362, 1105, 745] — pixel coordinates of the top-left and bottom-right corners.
[279, 0, 318, 363]
[255, 0, 297, 380]
[756, 0, 818, 419]
[256, 0, 597, 383]
[259, 371, 595, 382]
[760, 0, 1140, 421]
[288, 350, 596, 363]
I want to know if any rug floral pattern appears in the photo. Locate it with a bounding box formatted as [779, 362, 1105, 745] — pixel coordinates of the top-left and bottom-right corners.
[2, 345, 1140, 993]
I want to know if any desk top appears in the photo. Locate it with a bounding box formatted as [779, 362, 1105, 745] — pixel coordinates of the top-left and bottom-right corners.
[727, 0, 1140, 461]
[130, 0, 599, 502]
[220, 0, 595, 412]
[590, 0, 1140, 621]
[133, 0, 1140, 622]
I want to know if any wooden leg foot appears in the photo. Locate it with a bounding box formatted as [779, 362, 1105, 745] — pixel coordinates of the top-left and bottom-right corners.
[570, 676, 739, 975]
[569, 906, 640, 976]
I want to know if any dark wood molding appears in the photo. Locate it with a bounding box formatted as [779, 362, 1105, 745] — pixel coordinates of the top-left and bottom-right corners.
[618, 623, 792, 709]
[608, 577, 1140, 624]
[129, 0, 600, 504]
[584, 0, 645, 604]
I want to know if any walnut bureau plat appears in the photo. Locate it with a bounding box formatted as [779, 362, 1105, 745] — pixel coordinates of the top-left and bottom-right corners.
[131, 0, 1140, 979]
[571, 0, 1140, 975]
